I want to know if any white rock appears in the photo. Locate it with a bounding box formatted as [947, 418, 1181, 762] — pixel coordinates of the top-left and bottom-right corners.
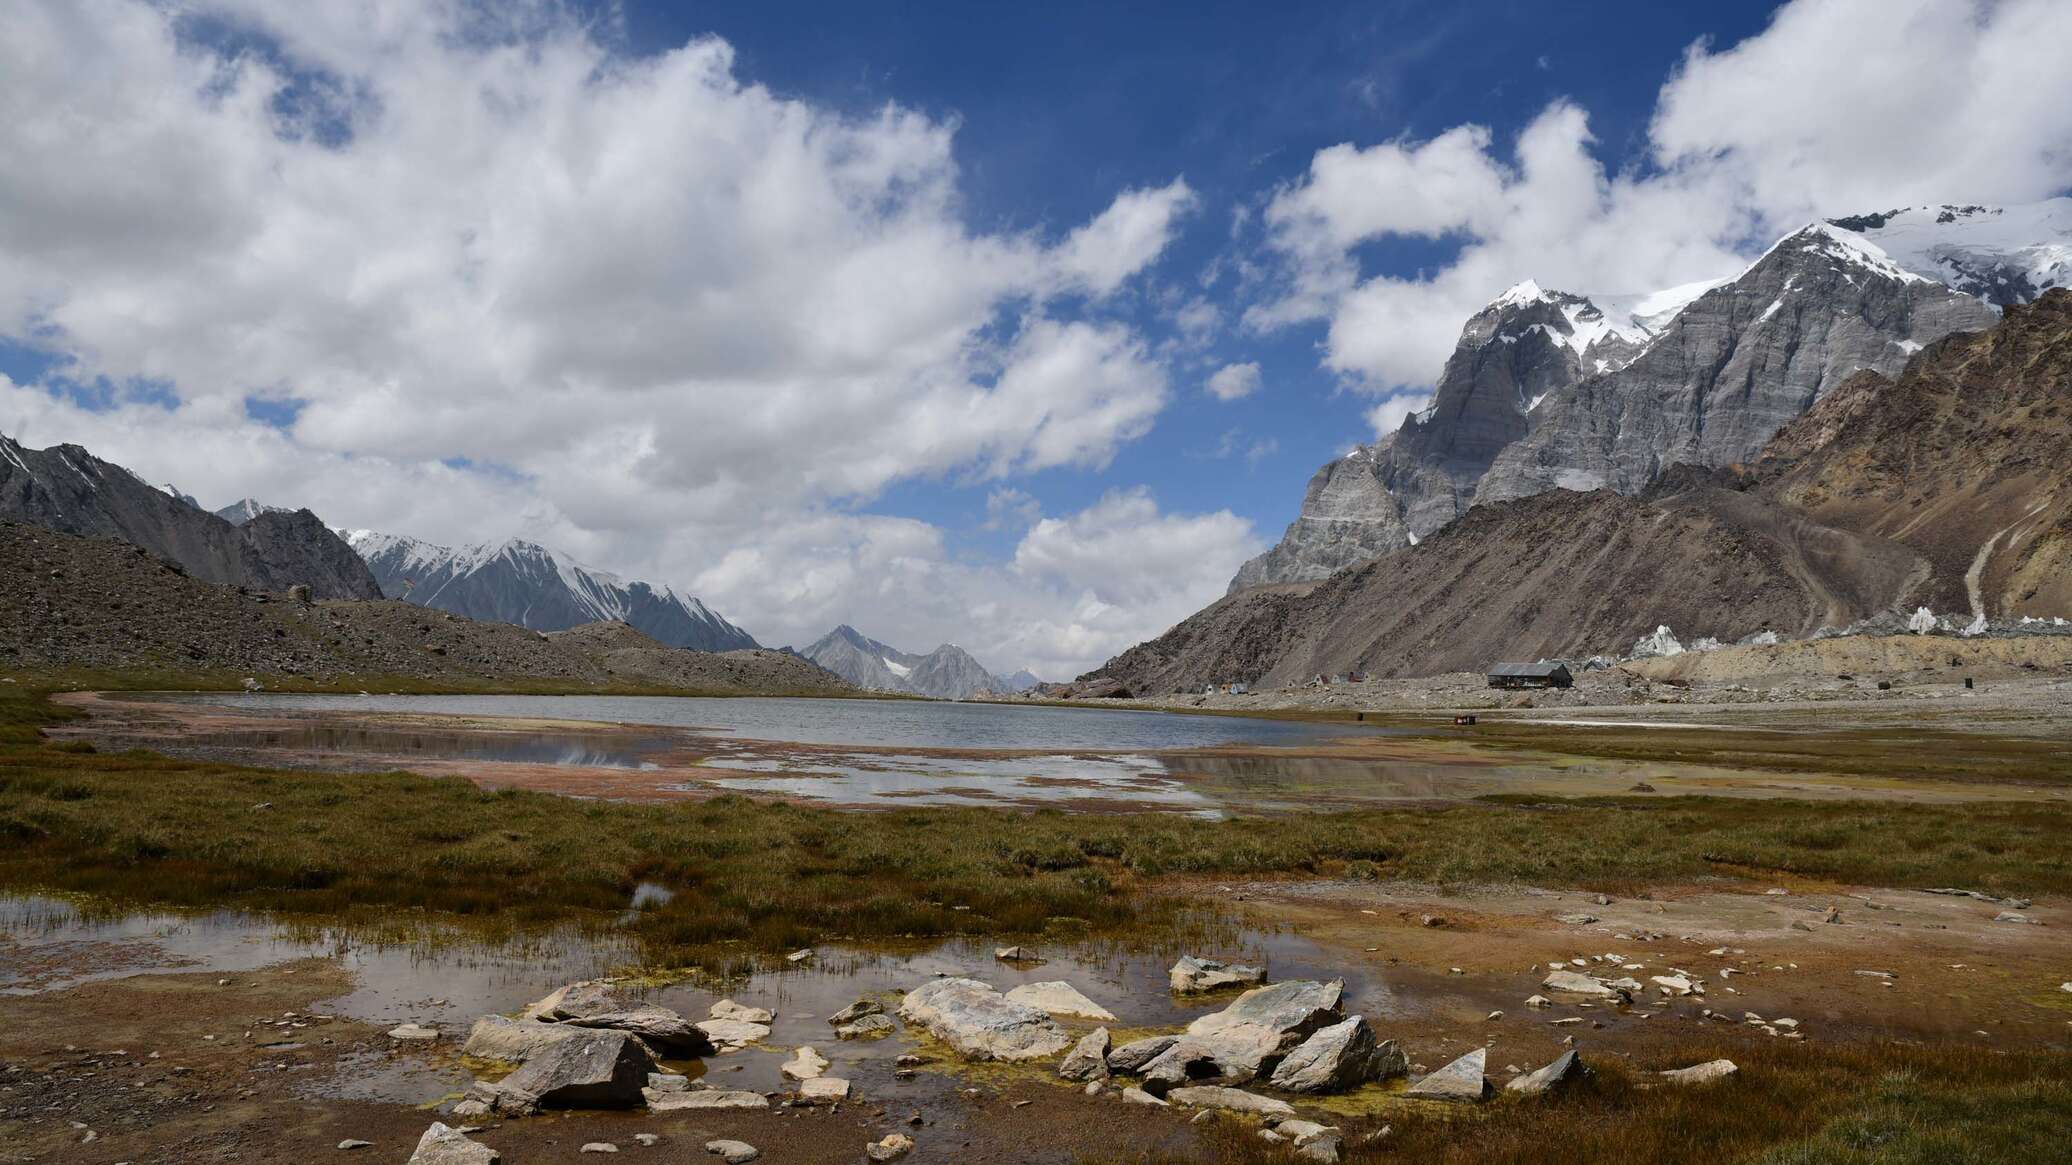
[645, 1089, 769, 1111]
[1660, 1059, 1739, 1085]
[388, 1023, 440, 1042]
[710, 999, 774, 1024]
[406, 1123, 499, 1165]
[1169, 955, 1266, 993]
[798, 1077, 851, 1103]
[897, 978, 1069, 1062]
[579, 1145, 617, 1154]
[866, 1133, 914, 1162]
[705, 1140, 760, 1164]
[1003, 981, 1117, 1021]
[1166, 1086, 1296, 1117]
[781, 1046, 829, 1081]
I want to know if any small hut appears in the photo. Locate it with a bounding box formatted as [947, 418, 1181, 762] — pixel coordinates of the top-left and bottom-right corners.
[1486, 661, 1574, 690]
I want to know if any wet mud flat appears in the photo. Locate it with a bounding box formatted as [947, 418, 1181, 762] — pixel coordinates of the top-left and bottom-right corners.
[49, 690, 2071, 813]
[5, 872, 2069, 1164]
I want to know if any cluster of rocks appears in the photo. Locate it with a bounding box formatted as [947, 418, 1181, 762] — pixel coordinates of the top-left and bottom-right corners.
[389, 952, 1751, 1164]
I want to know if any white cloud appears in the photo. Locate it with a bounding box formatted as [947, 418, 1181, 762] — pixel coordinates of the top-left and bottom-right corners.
[0, 0, 1224, 675]
[1205, 361, 1262, 401]
[1053, 179, 1200, 297]
[1247, 0, 2072, 392]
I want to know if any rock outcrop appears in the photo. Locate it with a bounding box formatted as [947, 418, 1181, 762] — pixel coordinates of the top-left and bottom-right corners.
[0, 435, 382, 600]
[1232, 207, 2050, 592]
[896, 978, 1070, 1062]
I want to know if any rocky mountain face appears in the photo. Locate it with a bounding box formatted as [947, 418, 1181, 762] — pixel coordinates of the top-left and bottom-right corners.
[215, 498, 289, 526]
[0, 436, 382, 600]
[1759, 288, 2072, 621]
[801, 625, 1013, 699]
[345, 531, 757, 652]
[1234, 204, 2063, 590]
[1093, 290, 2072, 693]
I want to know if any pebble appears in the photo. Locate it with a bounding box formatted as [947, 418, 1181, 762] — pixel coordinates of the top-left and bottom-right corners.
[580, 1144, 618, 1154]
[336, 1140, 372, 1151]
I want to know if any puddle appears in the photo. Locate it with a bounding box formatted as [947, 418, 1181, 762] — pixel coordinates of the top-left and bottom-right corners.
[0, 893, 1432, 1106]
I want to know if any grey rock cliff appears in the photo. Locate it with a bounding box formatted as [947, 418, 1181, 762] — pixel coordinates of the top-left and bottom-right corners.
[1234, 210, 2043, 591]
[0, 435, 381, 599]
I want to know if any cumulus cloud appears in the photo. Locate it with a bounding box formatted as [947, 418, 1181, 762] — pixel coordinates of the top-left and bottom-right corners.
[0, 0, 1223, 674]
[1247, 0, 2072, 393]
[1205, 361, 1262, 401]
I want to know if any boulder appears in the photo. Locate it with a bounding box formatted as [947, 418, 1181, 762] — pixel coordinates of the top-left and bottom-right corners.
[1059, 1027, 1112, 1082]
[896, 978, 1070, 1062]
[461, 1017, 583, 1063]
[1141, 980, 1344, 1092]
[1107, 1034, 1180, 1074]
[646, 1089, 770, 1111]
[705, 1141, 760, 1165]
[1121, 1087, 1169, 1107]
[1660, 1059, 1738, 1085]
[407, 1123, 499, 1165]
[1266, 1016, 1407, 1093]
[995, 946, 1039, 962]
[646, 1072, 690, 1092]
[1166, 1086, 1297, 1117]
[1003, 981, 1117, 1021]
[1170, 955, 1266, 993]
[1403, 1047, 1492, 1103]
[494, 1030, 655, 1110]
[1540, 970, 1619, 998]
[1505, 1050, 1588, 1097]
[781, 1046, 829, 1081]
[836, 1014, 896, 1040]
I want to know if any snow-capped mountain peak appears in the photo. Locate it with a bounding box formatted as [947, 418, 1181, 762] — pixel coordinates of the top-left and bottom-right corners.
[344, 529, 757, 651]
[1825, 199, 2072, 306]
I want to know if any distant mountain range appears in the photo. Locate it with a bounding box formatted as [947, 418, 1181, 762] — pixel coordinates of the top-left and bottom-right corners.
[1232, 200, 2071, 591]
[801, 625, 1033, 699]
[344, 530, 758, 652]
[1090, 274, 2072, 693]
[0, 435, 382, 600]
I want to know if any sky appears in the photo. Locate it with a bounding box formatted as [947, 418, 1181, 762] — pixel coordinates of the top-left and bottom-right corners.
[3, 0, 2070, 678]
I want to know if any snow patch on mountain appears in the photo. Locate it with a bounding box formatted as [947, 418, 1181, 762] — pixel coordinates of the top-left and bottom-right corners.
[344, 530, 756, 651]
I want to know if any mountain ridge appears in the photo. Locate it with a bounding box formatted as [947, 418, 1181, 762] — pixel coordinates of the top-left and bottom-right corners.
[0, 435, 382, 600]
[346, 529, 757, 653]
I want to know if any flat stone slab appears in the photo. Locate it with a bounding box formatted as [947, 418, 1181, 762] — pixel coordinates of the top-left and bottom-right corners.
[897, 978, 1069, 1062]
[462, 1017, 583, 1063]
[646, 1088, 771, 1111]
[1107, 1034, 1179, 1073]
[1003, 981, 1117, 1021]
[696, 1018, 773, 1049]
[835, 1014, 896, 1040]
[1403, 1047, 1492, 1103]
[1166, 1086, 1297, 1117]
[710, 999, 774, 1024]
[1541, 970, 1619, 997]
[781, 1046, 829, 1081]
[388, 1023, 440, 1041]
[706, 1141, 760, 1164]
[797, 1076, 851, 1103]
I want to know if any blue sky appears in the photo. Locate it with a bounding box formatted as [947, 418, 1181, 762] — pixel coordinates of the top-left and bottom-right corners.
[4, 1, 2067, 675]
[606, 0, 1776, 554]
